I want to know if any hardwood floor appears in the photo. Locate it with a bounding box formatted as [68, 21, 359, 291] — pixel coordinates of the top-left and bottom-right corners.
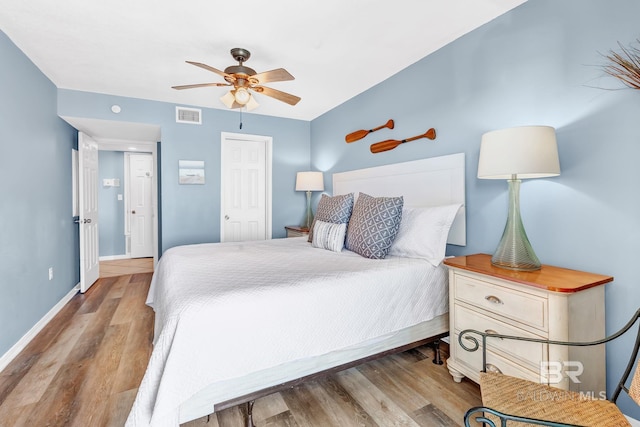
[99, 257, 154, 278]
[0, 273, 482, 427]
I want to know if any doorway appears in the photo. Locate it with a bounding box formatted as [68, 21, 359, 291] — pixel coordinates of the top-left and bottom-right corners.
[220, 132, 272, 242]
[63, 117, 161, 291]
[77, 139, 159, 291]
[126, 152, 154, 258]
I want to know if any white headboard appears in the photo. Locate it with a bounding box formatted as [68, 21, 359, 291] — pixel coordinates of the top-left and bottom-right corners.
[332, 153, 466, 246]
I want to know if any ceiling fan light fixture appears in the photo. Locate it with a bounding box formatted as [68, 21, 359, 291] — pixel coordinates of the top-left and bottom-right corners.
[246, 94, 259, 112]
[220, 91, 236, 109]
[176, 48, 299, 110]
[234, 87, 251, 105]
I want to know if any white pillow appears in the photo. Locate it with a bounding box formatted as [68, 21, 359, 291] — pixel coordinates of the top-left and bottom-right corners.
[388, 204, 462, 266]
[312, 220, 347, 253]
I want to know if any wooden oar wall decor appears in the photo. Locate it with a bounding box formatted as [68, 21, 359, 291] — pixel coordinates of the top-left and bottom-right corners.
[370, 128, 436, 153]
[345, 119, 394, 143]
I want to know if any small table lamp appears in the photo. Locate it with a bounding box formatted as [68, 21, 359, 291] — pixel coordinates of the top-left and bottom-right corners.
[295, 171, 324, 229]
[478, 126, 561, 271]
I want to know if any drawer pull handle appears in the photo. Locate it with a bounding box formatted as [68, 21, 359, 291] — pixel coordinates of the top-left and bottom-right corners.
[486, 363, 503, 374]
[485, 329, 503, 340]
[485, 295, 503, 305]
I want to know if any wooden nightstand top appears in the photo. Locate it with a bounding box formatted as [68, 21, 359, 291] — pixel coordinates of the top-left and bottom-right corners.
[444, 254, 613, 293]
[284, 225, 310, 233]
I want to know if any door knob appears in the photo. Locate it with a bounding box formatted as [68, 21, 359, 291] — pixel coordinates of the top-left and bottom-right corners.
[132, 210, 136, 214]
[83, 219, 91, 224]
[225, 215, 229, 220]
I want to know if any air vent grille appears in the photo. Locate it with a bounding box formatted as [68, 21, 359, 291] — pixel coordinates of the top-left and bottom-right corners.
[176, 106, 202, 124]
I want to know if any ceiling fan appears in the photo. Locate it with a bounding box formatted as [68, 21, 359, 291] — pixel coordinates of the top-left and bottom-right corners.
[172, 48, 301, 111]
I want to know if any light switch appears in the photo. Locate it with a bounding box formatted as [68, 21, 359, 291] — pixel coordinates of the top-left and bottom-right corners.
[117, 194, 123, 201]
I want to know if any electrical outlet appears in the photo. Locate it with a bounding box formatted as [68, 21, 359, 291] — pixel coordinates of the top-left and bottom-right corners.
[48, 267, 53, 281]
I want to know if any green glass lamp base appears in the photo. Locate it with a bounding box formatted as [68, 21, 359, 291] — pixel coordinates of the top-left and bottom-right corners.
[302, 190, 314, 229]
[491, 179, 541, 272]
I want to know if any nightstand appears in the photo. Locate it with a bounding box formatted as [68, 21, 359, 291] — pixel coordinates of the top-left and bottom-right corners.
[444, 254, 613, 394]
[285, 225, 309, 238]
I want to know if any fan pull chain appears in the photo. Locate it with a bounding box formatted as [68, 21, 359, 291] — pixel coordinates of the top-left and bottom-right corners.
[239, 107, 243, 129]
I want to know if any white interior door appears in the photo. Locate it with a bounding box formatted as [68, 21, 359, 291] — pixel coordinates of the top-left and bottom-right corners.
[78, 132, 99, 292]
[129, 153, 154, 258]
[221, 133, 272, 242]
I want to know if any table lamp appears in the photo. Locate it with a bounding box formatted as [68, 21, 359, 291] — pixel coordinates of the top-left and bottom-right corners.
[478, 126, 561, 271]
[295, 171, 324, 229]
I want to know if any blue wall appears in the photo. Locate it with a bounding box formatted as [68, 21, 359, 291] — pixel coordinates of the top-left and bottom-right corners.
[98, 151, 126, 257]
[0, 31, 78, 356]
[311, 0, 640, 418]
[57, 90, 312, 252]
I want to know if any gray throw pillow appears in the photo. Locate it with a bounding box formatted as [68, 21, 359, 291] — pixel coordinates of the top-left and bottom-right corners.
[307, 193, 354, 242]
[345, 193, 404, 259]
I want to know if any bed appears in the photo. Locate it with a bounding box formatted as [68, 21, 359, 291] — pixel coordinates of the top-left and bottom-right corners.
[126, 153, 466, 427]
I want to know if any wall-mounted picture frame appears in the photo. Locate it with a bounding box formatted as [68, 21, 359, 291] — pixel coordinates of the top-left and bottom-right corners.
[179, 160, 205, 185]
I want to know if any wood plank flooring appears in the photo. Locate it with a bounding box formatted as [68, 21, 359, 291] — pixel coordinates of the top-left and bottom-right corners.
[0, 273, 482, 427]
[99, 258, 154, 278]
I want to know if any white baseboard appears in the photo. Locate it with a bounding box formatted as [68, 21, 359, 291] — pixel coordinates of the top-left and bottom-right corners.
[0, 283, 80, 373]
[99, 254, 130, 261]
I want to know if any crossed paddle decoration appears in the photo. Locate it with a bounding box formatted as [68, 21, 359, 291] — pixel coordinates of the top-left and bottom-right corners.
[345, 119, 436, 153]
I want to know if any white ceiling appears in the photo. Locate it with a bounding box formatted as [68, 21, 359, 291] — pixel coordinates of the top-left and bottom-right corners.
[2, 0, 526, 123]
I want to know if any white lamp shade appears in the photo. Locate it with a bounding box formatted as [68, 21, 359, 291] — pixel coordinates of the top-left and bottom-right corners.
[295, 171, 324, 191]
[478, 126, 561, 179]
[245, 94, 259, 111]
[220, 90, 259, 111]
[220, 91, 236, 109]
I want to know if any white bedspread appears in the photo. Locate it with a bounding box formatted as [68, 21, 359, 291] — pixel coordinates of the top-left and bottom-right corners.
[125, 237, 448, 427]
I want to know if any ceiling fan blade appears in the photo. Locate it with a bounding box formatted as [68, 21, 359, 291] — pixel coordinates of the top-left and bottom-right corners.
[250, 68, 294, 84]
[186, 61, 230, 79]
[253, 86, 301, 106]
[172, 82, 230, 90]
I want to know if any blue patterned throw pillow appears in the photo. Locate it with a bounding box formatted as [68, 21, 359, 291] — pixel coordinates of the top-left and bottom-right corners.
[307, 193, 354, 243]
[346, 193, 404, 259]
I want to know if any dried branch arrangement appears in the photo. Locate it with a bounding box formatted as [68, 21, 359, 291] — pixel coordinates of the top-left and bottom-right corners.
[603, 39, 640, 90]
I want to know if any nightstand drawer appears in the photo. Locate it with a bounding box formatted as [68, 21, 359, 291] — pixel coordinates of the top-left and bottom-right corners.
[454, 275, 547, 331]
[453, 331, 542, 384]
[454, 304, 546, 371]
